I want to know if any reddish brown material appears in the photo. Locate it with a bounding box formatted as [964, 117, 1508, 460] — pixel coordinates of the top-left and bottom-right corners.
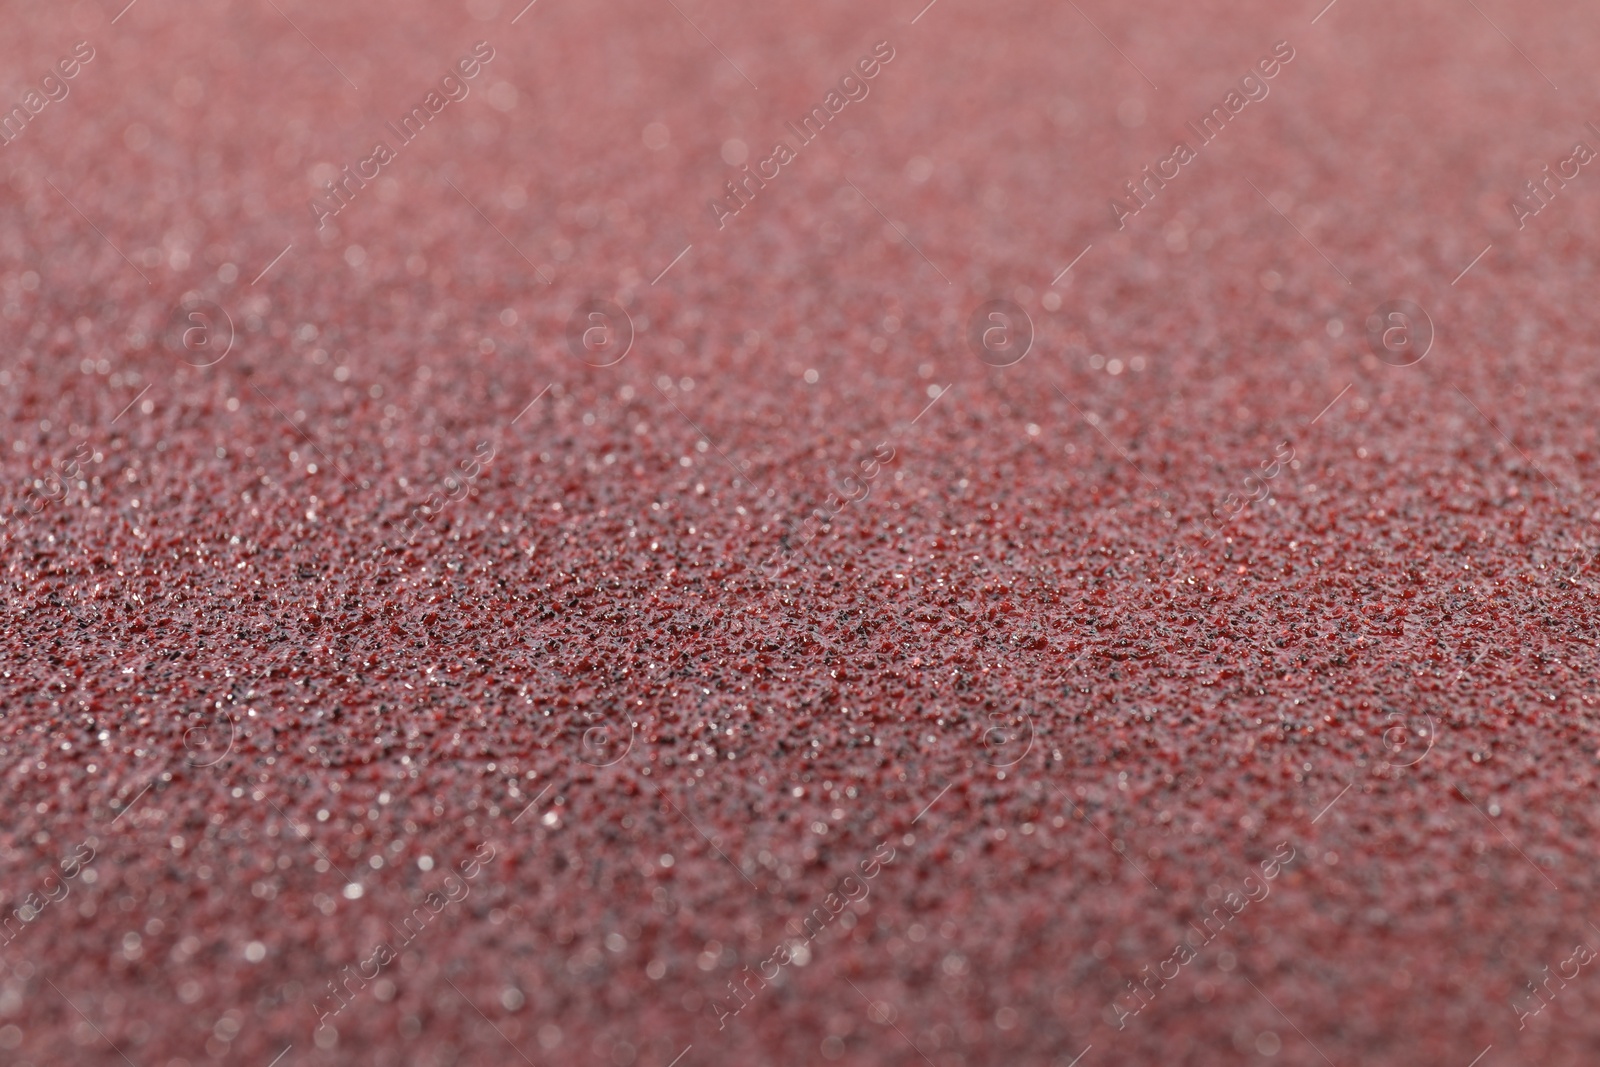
[2, 0, 1598, 1064]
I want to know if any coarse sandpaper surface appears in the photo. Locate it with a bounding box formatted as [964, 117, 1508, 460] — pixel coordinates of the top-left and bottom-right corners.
[2, 0, 1599, 1065]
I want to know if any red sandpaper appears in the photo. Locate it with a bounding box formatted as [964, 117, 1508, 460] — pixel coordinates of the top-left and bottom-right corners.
[3, 0, 1599, 1065]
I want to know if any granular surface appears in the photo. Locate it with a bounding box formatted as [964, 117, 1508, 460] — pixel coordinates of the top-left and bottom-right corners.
[2, 1, 1599, 1065]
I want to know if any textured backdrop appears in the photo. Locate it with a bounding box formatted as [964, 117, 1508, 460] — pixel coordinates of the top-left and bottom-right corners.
[2, 0, 1599, 1065]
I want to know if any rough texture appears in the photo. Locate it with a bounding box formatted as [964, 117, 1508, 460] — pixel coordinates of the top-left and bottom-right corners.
[2, 0, 1599, 1065]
